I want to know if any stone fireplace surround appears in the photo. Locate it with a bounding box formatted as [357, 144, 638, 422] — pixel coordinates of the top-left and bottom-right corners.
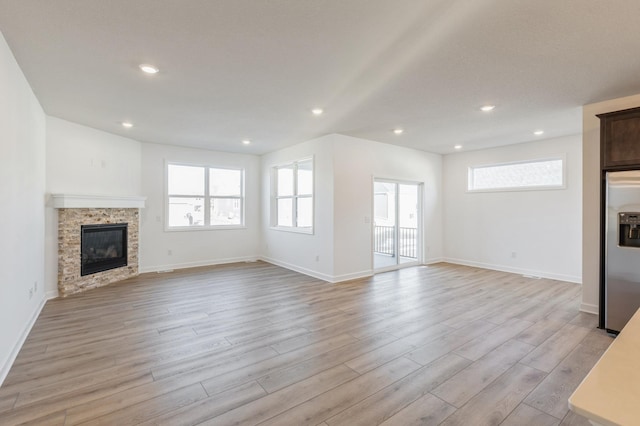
[52, 194, 146, 297]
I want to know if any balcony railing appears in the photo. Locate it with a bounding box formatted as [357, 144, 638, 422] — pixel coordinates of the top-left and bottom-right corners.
[374, 225, 417, 259]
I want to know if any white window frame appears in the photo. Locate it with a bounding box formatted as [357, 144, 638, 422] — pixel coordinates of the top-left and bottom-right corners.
[165, 161, 245, 231]
[467, 155, 566, 193]
[271, 157, 314, 234]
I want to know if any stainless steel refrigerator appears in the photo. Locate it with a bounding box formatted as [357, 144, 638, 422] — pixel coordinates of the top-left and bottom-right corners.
[605, 170, 640, 333]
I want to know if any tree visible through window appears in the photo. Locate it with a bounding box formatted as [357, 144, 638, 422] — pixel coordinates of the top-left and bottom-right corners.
[274, 158, 313, 230]
[167, 164, 244, 228]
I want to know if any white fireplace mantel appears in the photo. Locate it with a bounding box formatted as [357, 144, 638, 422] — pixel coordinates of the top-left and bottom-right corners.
[50, 194, 147, 209]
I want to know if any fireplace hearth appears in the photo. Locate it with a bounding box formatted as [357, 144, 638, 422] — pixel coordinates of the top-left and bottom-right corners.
[81, 223, 128, 276]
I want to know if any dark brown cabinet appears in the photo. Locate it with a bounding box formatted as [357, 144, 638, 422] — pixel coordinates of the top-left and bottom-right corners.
[599, 106, 640, 169]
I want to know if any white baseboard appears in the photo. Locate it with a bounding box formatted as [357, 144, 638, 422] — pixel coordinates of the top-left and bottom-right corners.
[580, 302, 599, 315]
[331, 270, 374, 283]
[139, 256, 260, 274]
[259, 256, 334, 282]
[46, 289, 59, 299]
[0, 295, 48, 387]
[424, 257, 445, 265]
[259, 257, 375, 284]
[442, 257, 582, 284]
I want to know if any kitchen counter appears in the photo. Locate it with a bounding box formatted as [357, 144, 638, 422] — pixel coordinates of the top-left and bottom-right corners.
[568, 309, 640, 426]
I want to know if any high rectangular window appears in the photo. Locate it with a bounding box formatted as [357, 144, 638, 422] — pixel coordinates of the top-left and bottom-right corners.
[468, 157, 565, 192]
[167, 163, 244, 229]
[273, 158, 313, 231]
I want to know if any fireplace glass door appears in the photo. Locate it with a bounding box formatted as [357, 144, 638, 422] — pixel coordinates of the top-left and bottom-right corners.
[81, 223, 128, 276]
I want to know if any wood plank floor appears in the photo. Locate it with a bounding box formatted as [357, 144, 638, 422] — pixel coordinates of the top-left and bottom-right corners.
[0, 262, 612, 425]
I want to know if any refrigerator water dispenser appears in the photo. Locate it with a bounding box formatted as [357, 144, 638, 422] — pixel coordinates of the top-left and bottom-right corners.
[619, 213, 640, 248]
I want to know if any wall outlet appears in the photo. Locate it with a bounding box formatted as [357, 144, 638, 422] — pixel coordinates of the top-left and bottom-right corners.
[167, 249, 173, 256]
[315, 255, 320, 262]
[511, 251, 517, 258]
[29, 288, 33, 299]
[34, 281, 38, 292]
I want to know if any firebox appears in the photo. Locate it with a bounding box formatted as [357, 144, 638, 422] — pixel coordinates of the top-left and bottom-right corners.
[81, 223, 128, 276]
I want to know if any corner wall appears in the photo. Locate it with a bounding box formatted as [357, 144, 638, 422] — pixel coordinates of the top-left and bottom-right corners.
[332, 135, 443, 280]
[44, 116, 142, 298]
[0, 31, 47, 385]
[260, 134, 443, 282]
[260, 135, 335, 281]
[443, 135, 583, 283]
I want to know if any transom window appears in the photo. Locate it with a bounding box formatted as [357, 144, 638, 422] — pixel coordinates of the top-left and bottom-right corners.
[167, 163, 244, 229]
[468, 157, 565, 192]
[273, 158, 313, 231]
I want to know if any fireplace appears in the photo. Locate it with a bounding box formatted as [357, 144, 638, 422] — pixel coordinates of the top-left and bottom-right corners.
[81, 223, 128, 276]
[54, 195, 144, 297]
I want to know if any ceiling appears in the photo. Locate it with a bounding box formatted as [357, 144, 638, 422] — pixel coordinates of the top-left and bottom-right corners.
[1, 0, 640, 155]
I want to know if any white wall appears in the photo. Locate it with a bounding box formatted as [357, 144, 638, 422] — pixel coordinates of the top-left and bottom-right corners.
[583, 93, 640, 314]
[261, 133, 442, 282]
[261, 135, 335, 281]
[443, 135, 583, 283]
[46, 117, 142, 196]
[0, 32, 47, 385]
[139, 143, 261, 272]
[44, 117, 142, 297]
[332, 135, 443, 280]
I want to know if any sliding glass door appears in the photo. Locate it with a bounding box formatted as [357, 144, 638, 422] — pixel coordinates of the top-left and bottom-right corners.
[373, 180, 421, 271]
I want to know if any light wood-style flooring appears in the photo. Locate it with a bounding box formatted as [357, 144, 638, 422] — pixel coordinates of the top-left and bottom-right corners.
[0, 262, 612, 425]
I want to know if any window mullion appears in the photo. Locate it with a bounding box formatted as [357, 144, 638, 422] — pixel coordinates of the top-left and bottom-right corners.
[204, 167, 211, 226]
[292, 163, 298, 227]
[241, 171, 245, 227]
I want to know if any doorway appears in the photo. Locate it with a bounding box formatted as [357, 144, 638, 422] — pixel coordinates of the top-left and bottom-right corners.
[373, 180, 422, 271]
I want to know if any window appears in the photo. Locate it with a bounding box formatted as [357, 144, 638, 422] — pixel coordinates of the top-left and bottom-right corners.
[167, 164, 244, 229]
[467, 157, 565, 192]
[273, 158, 313, 231]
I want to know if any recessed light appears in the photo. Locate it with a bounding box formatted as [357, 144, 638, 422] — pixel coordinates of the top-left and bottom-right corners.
[454, 145, 463, 150]
[311, 108, 324, 116]
[139, 64, 159, 74]
[242, 140, 251, 145]
[534, 130, 544, 136]
[393, 128, 404, 135]
[480, 105, 495, 112]
[121, 122, 133, 128]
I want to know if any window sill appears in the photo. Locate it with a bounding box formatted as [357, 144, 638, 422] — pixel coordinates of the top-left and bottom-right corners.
[165, 225, 247, 232]
[466, 184, 566, 193]
[269, 226, 314, 235]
